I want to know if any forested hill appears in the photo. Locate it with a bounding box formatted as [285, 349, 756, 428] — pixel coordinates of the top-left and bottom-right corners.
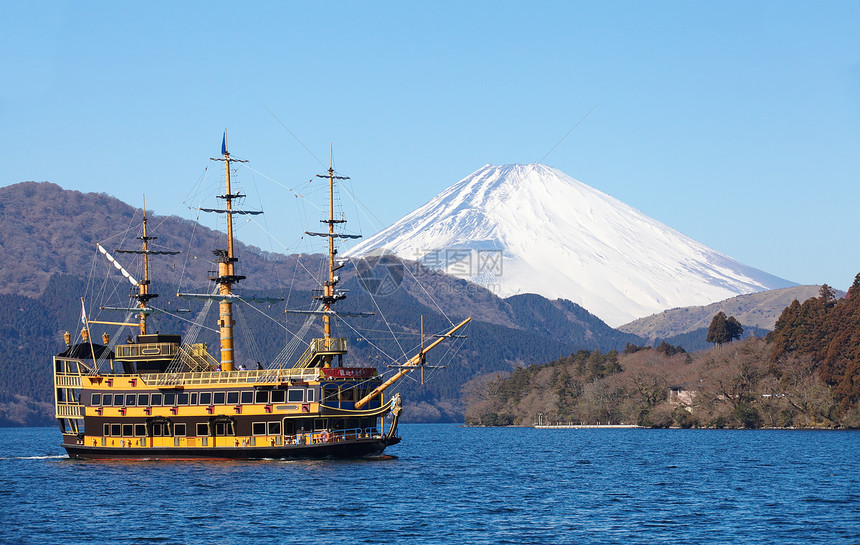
[466, 282, 860, 429]
[0, 181, 643, 426]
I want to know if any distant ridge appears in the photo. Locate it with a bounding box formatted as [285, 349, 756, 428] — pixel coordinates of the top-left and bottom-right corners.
[347, 164, 796, 326]
[618, 285, 828, 341]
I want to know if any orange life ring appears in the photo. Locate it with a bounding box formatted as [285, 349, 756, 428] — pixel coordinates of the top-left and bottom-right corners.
[321, 430, 331, 442]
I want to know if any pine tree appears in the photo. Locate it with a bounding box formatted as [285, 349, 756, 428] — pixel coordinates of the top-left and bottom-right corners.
[707, 311, 730, 348]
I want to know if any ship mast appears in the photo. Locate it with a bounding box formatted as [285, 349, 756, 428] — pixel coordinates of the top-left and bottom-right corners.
[210, 131, 248, 371]
[137, 198, 153, 335]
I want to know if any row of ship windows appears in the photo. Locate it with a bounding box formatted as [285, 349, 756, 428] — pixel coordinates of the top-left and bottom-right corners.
[91, 388, 314, 407]
[104, 422, 238, 437]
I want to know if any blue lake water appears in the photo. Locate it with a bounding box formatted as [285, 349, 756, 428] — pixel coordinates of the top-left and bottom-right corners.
[2, 425, 859, 544]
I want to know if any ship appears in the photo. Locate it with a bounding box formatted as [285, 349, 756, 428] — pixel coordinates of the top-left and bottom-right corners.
[52, 134, 471, 459]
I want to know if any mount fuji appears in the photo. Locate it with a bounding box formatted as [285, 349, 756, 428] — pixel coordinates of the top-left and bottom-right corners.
[345, 164, 795, 327]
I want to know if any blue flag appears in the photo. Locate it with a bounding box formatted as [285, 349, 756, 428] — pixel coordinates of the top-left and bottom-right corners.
[221, 132, 227, 155]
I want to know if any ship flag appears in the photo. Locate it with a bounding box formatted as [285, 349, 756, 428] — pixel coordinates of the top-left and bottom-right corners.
[221, 131, 227, 155]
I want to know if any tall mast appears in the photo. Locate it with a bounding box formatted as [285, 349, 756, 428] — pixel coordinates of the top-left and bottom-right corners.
[324, 146, 335, 340]
[210, 130, 248, 371]
[138, 197, 151, 335]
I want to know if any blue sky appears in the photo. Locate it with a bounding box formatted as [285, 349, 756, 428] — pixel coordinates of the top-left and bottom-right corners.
[2, 1, 858, 289]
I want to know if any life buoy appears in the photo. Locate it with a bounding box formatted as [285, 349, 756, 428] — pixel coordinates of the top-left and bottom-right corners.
[321, 430, 331, 442]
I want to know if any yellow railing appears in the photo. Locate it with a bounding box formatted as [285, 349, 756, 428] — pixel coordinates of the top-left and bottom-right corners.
[55, 374, 83, 388]
[115, 342, 179, 359]
[56, 403, 84, 418]
[294, 338, 347, 369]
[139, 368, 320, 387]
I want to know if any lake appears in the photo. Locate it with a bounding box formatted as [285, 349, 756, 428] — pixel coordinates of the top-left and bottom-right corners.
[2, 425, 858, 544]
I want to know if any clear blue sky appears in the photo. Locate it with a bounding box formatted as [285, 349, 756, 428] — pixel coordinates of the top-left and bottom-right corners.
[2, 1, 858, 289]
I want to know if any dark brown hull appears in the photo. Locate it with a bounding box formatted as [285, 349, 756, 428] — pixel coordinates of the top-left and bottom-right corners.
[63, 436, 400, 460]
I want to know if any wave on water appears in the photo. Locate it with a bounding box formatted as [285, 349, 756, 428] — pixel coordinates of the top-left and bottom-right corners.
[0, 455, 68, 460]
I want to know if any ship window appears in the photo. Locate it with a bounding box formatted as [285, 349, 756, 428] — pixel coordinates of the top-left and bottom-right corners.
[122, 424, 133, 437]
[163, 392, 176, 406]
[199, 392, 212, 405]
[174, 423, 186, 437]
[307, 389, 315, 402]
[356, 387, 368, 401]
[111, 424, 121, 436]
[340, 388, 355, 402]
[267, 421, 281, 435]
[270, 390, 286, 403]
[287, 389, 303, 402]
[103, 423, 111, 436]
[102, 394, 113, 406]
[323, 386, 338, 402]
[240, 391, 254, 404]
[255, 390, 269, 404]
[137, 394, 149, 406]
[196, 423, 208, 436]
[125, 394, 136, 406]
[177, 393, 189, 405]
[227, 391, 239, 405]
[92, 393, 102, 405]
[213, 392, 226, 405]
[190, 393, 198, 405]
[252, 422, 266, 435]
[214, 422, 234, 436]
[314, 418, 328, 430]
[134, 424, 146, 436]
[332, 419, 344, 430]
[151, 422, 170, 437]
[283, 420, 296, 436]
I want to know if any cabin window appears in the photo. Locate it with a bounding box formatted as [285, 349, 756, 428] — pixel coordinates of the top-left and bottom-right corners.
[125, 394, 136, 406]
[340, 388, 355, 402]
[252, 422, 266, 436]
[307, 389, 315, 403]
[213, 392, 226, 405]
[287, 389, 303, 403]
[240, 391, 253, 404]
[314, 418, 328, 430]
[177, 393, 189, 405]
[92, 393, 102, 405]
[151, 422, 169, 437]
[270, 390, 286, 404]
[137, 394, 150, 406]
[199, 392, 212, 405]
[255, 390, 269, 404]
[332, 419, 345, 430]
[103, 423, 111, 436]
[267, 421, 281, 435]
[134, 424, 146, 437]
[163, 393, 176, 406]
[122, 424, 133, 437]
[226, 391, 239, 405]
[283, 419, 296, 436]
[190, 393, 198, 405]
[356, 387, 368, 401]
[174, 423, 186, 437]
[323, 386, 338, 402]
[150, 393, 163, 406]
[102, 394, 113, 406]
[196, 423, 209, 436]
[214, 422, 234, 436]
[111, 424, 121, 436]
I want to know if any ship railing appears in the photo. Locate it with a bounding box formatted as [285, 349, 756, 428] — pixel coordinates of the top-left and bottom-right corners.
[138, 368, 320, 387]
[55, 402, 84, 419]
[55, 373, 83, 388]
[293, 338, 348, 369]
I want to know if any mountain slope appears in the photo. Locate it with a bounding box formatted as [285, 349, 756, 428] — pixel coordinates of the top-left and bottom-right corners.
[346, 164, 795, 326]
[618, 285, 830, 341]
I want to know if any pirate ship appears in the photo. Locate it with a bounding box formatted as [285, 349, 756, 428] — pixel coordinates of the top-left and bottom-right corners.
[52, 135, 470, 459]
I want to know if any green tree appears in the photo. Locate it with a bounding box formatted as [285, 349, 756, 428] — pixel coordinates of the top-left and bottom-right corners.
[726, 316, 744, 342]
[707, 311, 730, 347]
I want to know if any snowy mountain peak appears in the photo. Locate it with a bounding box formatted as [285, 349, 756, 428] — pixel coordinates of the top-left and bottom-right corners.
[346, 164, 795, 327]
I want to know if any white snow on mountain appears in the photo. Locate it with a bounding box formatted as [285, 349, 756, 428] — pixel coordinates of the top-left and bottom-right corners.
[345, 164, 795, 327]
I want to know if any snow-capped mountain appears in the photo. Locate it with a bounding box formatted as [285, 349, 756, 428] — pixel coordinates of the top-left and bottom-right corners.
[345, 164, 795, 327]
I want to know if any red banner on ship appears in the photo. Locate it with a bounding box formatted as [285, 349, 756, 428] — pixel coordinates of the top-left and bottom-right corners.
[321, 367, 375, 379]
